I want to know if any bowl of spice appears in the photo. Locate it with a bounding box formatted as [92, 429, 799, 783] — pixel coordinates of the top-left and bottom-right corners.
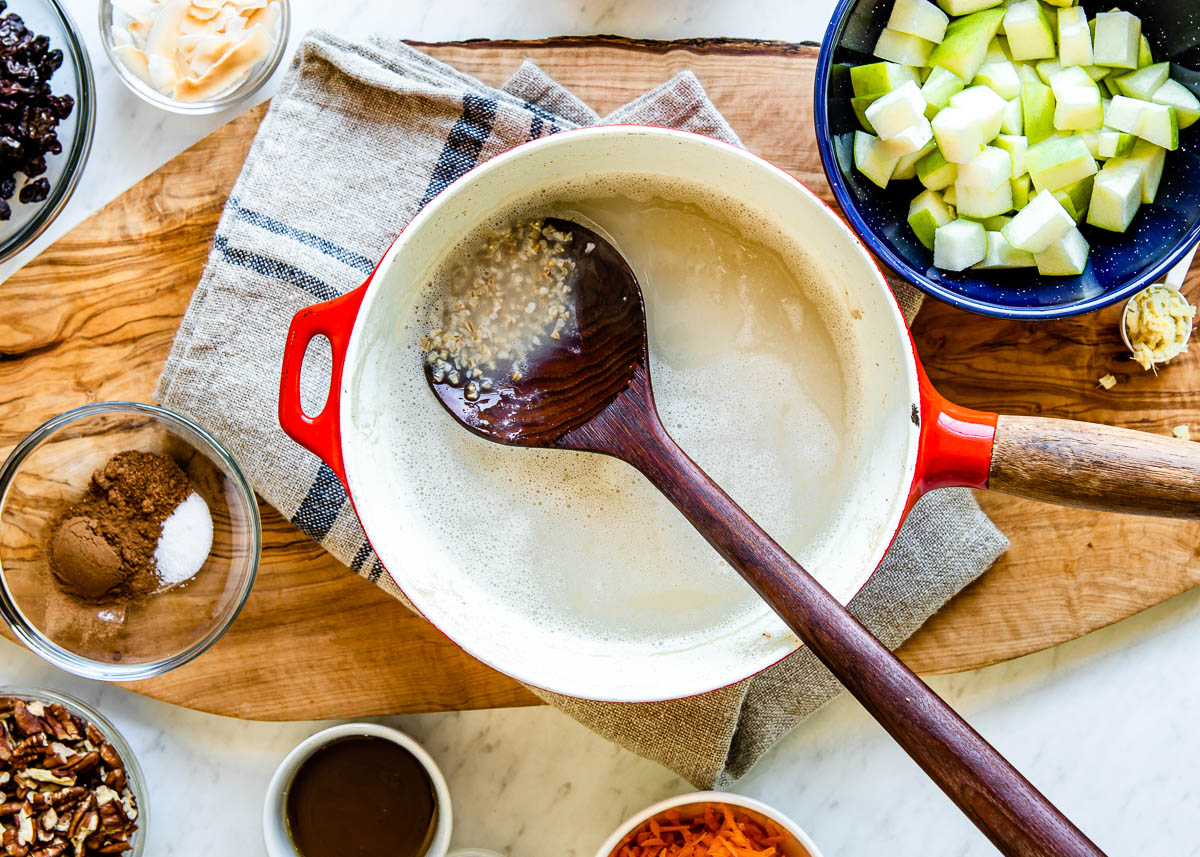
[594, 792, 824, 857]
[99, 0, 290, 115]
[0, 687, 146, 857]
[0, 402, 260, 680]
[0, 0, 94, 262]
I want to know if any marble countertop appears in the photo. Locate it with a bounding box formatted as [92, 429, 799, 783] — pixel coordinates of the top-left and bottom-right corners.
[4, 0, 1200, 854]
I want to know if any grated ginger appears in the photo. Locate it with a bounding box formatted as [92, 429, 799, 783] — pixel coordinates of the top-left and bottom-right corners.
[1124, 285, 1196, 371]
[1098, 373, 1117, 390]
[1174, 425, 1192, 441]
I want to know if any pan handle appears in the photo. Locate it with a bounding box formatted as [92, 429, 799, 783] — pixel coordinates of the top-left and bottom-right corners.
[989, 416, 1200, 518]
[278, 282, 370, 487]
[911, 365, 998, 499]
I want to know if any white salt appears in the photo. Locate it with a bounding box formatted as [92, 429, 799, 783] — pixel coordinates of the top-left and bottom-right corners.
[154, 492, 213, 587]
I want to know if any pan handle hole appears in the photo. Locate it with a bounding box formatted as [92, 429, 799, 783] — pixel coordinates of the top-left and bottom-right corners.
[298, 334, 332, 419]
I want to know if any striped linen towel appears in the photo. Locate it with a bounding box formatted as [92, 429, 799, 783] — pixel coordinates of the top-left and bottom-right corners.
[156, 31, 1008, 789]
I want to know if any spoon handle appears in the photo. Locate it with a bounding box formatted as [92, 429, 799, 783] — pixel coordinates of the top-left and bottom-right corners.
[612, 416, 1106, 857]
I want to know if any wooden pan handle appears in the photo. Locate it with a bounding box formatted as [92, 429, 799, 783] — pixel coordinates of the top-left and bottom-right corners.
[573, 388, 1107, 857]
[989, 415, 1200, 519]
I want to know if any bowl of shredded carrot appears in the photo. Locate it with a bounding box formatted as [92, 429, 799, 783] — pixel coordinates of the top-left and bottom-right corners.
[595, 792, 824, 857]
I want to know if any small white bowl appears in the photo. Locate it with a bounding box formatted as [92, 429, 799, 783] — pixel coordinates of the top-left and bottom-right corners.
[593, 791, 825, 857]
[264, 723, 500, 857]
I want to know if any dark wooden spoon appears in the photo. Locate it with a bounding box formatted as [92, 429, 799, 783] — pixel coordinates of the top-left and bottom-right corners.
[425, 218, 1107, 857]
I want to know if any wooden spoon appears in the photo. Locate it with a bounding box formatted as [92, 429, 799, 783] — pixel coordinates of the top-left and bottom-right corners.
[425, 218, 1107, 857]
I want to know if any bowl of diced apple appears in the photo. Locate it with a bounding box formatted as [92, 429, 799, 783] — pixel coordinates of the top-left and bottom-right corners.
[815, 0, 1200, 319]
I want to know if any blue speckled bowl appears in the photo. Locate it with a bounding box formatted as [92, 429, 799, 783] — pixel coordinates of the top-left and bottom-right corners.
[815, 0, 1200, 319]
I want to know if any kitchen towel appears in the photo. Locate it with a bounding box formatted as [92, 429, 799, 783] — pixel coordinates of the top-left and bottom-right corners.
[156, 31, 1010, 789]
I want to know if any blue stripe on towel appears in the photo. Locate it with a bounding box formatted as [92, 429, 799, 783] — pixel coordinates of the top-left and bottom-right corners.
[213, 235, 341, 302]
[419, 93, 498, 207]
[291, 462, 349, 541]
[350, 541, 374, 573]
[229, 203, 377, 274]
[524, 102, 559, 139]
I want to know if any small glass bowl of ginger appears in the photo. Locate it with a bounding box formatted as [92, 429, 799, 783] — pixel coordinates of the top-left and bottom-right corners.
[1121, 283, 1197, 372]
[0, 402, 260, 680]
[99, 0, 291, 114]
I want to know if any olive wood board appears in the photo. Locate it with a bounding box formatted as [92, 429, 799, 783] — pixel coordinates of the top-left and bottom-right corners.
[1, 37, 1197, 721]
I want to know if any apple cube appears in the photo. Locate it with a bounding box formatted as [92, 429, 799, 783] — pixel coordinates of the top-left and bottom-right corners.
[1025, 135, 1098, 191]
[1021, 79, 1056, 143]
[1035, 59, 1063, 86]
[854, 131, 901, 188]
[943, 183, 958, 206]
[909, 189, 956, 249]
[894, 140, 938, 179]
[917, 147, 959, 189]
[922, 67, 965, 119]
[1002, 188, 1074, 252]
[985, 37, 1012, 65]
[995, 133, 1028, 177]
[851, 95, 879, 133]
[880, 118, 936, 156]
[974, 231, 1037, 268]
[1086, 161, 1143, 232]
[956, 179, 1014, 218]
[1138, 35, 1154, 69]
[934, 218, 988, 270]
[1052, 175, 1094, 223]
[1093, 11, 1141, 70]
[1053, 84, 1104, 131]
[1035, 227, 1090, 275]
[1106, 96, 1179, 150]
[889, 0, 950, 43]
[1011, 173, 1032, 209]
[932, 106, 986, 162]
[875, 28, 936, 66]
[1108, 139, 1167, 203]
[951, 84, 1009, 139]
[1114, 62, 1170, 101]
[1002, 1, 1056, 61]
[980, 215, 1011, 231]
[958, 145, 1013, 190]
[976, 61, 1022, 99]
[1153, 79, 1200, 130]
[1057, 7, 1093, 68]
[851, 62, 921, 97]
[929, 8, 1006, 82]
[1000, 96, 1024, 134]
[936, 0, 1002, 14]
[866, 80, 928, 139]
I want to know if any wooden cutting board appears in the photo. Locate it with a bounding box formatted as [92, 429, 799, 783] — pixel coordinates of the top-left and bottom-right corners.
[1, 37, 1197, 721]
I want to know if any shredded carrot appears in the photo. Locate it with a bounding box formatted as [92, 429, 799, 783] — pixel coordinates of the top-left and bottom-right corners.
[613, 804, 787, 857]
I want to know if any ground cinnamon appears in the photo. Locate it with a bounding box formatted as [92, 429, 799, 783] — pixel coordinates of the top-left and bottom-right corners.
[47, 451, 191, 604]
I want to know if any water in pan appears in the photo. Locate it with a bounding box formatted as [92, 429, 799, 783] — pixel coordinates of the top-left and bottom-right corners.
[379, 174, 865, 651]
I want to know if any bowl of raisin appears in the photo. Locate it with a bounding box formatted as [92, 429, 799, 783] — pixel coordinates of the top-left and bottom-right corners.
[0, 0, 94, 263]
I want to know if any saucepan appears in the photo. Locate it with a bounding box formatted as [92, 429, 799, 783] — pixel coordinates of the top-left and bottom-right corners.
[278, 126, 1200, 705]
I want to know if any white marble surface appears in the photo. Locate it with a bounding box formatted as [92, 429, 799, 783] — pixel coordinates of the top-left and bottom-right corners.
[4, 0, 1200, 855]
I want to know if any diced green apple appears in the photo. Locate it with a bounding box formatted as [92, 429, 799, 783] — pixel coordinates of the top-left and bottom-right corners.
[1138, 35, 1154, 69]
[1086, 161, 1143, 231]
[995, 133, 1029, 176]
[936, 0, 1002, 15]
[1106, 95, 1179, 150]
[1035, 227, 1090, 275]
[1114, 62, 1169, 101]
[875, 28, 937, 66]
[956, 179, 1015, 217]
[851, 95, 878, 133]
[985, 37, 1012, 64]
[1002, 97, 1024, 133]
[974, 230, 1037, 267]
[1093, 11, 1141, 70]
[981, 214, 1012, 230]
[880, 118, 936, 156]
[1025, 134, 1098, 191]
[934, 218, 989, 270]
[1021, 79, 1057, 143]
[1108, 138, 1166, 203]
[909, 189, 956, 249]
[889, 0, 951, 43]
[865, 80, 929, 139]
[929, 8, 1007, 81]
[917, 147, 960, 189]
[1035, 59, 1063, 86]
[958, 145, 1013, 189]
[976, 60, 1022, 99]
[1052, 84, 1104, 131]
[1052, 175, 1094, 222]
[1011, 173, 1032, 209]
[922, 67, 966, 117]
[943, 183, 958, 206]
[1152, 79, 1200, 130]
[1002, 188, 1075, 251]
[1002, 1, 1056, 61]
[894, 140, 939, 179]
[1057, 7, 1093, 67]
[932, 105, 987, 161]
[854, 131, 901, 188]
[951, 84, 1009, 139]
[851, 61, 921, 97]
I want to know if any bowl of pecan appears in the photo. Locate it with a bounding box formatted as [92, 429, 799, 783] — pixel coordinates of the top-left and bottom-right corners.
[0, 0, 94, 263]
[0, 688, 145, 857]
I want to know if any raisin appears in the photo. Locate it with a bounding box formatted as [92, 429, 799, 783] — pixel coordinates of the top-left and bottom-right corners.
[19, 177, 47, 203]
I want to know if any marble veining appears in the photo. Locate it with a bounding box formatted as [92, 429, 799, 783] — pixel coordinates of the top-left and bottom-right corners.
[3, 1, 1200, 854]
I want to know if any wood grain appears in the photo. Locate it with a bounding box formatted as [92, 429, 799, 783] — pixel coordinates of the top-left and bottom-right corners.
[0, 37, 1196, 720]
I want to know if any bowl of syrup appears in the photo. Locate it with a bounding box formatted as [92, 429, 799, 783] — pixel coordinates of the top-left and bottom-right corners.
[264, 723, 497, 857]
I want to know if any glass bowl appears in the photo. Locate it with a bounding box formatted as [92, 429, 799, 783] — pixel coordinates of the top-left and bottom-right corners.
[0, 686, 148, 857]
[0, 0, 95, 262]
[98, 0, 291, 115]
[0, 402, 260, 680]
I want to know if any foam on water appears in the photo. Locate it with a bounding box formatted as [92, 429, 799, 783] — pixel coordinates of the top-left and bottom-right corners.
[374, 174, 867, 651]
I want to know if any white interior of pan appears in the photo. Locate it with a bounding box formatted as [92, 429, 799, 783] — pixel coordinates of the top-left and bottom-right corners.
[342, 128, 921, 702]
